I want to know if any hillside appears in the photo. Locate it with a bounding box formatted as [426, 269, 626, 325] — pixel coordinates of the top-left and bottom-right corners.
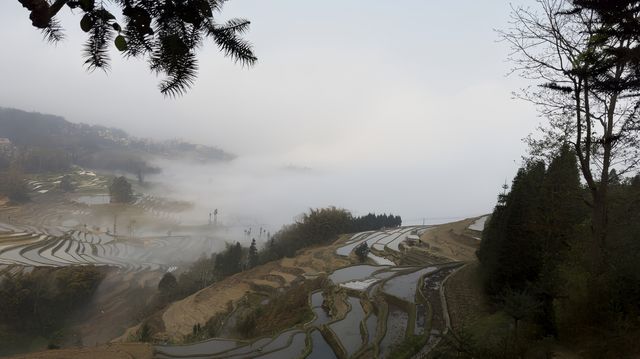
[0, 107, 234, 174]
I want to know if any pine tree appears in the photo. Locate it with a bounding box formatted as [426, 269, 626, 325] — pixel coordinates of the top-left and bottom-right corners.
[109, 176, 133, 203]
[536, 145, 584, 336]
[478, 161, 546, 295]
[19, 0, 257, 96]
[248, 238, 259, 268]
[479, 148, 587, 336]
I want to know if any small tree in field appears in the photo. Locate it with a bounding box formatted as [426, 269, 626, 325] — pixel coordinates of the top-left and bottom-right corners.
[59, 174, 74, 192]
[354, 242, 369, 262]
[109, 176, 133, 203]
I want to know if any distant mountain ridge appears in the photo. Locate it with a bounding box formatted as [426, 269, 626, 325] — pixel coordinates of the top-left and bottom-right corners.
[0, 107, 234, 177]
[0, 107, 234, 163]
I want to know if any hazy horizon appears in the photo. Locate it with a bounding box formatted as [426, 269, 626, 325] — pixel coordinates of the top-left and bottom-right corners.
[0, 0, 539, 230]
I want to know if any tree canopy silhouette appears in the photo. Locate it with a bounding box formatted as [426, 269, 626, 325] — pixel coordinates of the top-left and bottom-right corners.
[500, 0, 640, 271]
[17, 0, 257, 96]
[109, 175, 133, 203]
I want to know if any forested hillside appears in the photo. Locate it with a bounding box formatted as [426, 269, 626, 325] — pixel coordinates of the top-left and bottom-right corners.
[0, 107, 234, 175]
[470, 145, 640, 357]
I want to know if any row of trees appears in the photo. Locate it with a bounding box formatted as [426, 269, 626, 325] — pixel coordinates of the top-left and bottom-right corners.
[155, 208, 403, 317]
[157, 240, 258, 304]
[351, 213, 402, 232]
[260, 207, 354, 261]
[260, 208, 401, 263]
[477, 144, 640, 354]
[0, 146, 71, 173]
[472, 2, 640, 354]
[478, 146, 584, 336]
[0, 266, 104, 351]
[15, 147, 72, 173]
[502, 0, 640, 298]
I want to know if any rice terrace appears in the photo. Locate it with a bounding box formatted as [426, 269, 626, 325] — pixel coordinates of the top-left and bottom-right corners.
[2, 0, 640, 358]
[0, 167, 487, 358]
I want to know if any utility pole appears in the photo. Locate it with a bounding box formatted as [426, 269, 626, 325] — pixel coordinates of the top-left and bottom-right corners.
[214, 209, 218, 226]
[129, 219, 136, 239]
[113, 214, 117, 236]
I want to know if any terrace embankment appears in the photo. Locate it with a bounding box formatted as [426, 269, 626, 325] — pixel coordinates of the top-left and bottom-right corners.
[5, 343, 152, 359]
[4, 208, 487, 358]
[418, 217, 481, 261]
[120, 241, 351, 341]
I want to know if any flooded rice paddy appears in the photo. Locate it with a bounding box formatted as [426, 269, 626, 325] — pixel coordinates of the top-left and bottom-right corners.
[146, 226, 460, 358]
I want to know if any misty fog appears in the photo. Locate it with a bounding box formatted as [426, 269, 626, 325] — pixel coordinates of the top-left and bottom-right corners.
[148, 147, 503, 238]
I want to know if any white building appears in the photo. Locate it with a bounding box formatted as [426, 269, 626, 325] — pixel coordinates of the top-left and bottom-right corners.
[0, 138, 11, 150]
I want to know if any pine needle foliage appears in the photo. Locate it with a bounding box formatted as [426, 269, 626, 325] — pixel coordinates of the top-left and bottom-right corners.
[18, 0, 257, 96]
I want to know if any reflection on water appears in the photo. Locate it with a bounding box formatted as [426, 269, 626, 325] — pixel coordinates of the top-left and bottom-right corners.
[329, 265, 387, 284]
[383, 267, 437, 302]
[307, 329, 338, 359]
[75, 194, 110, 205]
[366, 313, 378, 344]
[379, 305, 408, 357]
[155, 338, 238, 357]
[255, 331, 307, 358]
[329, 296, 365, 357]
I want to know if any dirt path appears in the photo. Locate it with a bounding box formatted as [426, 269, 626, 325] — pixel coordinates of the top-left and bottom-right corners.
[419, 218, 481, 262]
[442, 261, 488, 329]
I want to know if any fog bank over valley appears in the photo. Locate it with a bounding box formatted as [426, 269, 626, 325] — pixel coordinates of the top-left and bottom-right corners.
[148, 147, 501, 235]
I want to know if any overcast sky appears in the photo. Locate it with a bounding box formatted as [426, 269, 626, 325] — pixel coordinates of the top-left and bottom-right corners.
[0, 1, 540, 228]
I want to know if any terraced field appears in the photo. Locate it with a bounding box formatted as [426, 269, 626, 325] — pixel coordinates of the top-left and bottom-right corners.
[0, 221, 210, 274]
[153, 225, 471, 359]
[0, 169, 214, 278]
[0, 168, 277, 354]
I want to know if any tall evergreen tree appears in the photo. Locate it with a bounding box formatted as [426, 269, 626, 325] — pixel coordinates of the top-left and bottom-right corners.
[502, 0, 640, 275]
[479, 161, 546, 295]
[248, 238, 259, 269]
[536, 145, 584, 336]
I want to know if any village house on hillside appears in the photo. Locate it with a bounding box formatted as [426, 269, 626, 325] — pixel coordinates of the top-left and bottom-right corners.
[0, 138, 14, 157]
[0, 138, 11, 151]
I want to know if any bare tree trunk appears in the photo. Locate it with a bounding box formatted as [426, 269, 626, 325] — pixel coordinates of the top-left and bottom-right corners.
[590, 190, 607, 265]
